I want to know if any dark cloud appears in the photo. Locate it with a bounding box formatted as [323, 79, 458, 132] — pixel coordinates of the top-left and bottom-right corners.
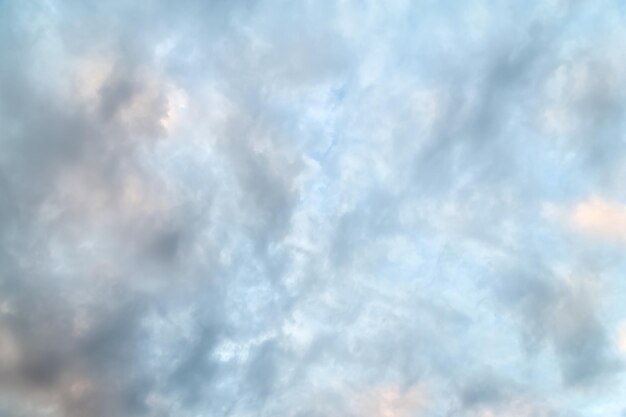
[494, 261, 621, 386]
[459, 374, 508, 408]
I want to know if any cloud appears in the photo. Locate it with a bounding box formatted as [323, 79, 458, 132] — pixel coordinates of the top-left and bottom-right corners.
[566, 196, 626, 242]
[354, 384, 428, 417]
[493, 260, 621, 386]
[617, 322, 626, 355]
[2, 1, 626, 416]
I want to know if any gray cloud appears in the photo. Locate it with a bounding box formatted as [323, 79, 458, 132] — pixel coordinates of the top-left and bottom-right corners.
[2, 1, 626, 416]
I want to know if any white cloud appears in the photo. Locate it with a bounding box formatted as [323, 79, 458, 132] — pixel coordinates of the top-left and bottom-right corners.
[354, 385, 428, 417]
[566, 196, 626, 242]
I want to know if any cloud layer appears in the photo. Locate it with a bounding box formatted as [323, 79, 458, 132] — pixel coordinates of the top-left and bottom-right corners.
[2, 1, 626, 416]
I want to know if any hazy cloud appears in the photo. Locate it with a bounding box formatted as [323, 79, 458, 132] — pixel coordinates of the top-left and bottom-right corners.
[1, 1, 626, 416]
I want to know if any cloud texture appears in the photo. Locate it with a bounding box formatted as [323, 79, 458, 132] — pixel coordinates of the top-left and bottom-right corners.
[2, 1, 626, 416]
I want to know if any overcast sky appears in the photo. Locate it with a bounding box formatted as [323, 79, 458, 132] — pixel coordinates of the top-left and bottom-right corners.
[2, 1, 626, 416]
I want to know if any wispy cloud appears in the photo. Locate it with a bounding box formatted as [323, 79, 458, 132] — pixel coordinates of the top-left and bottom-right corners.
[1, 1, 626, 416]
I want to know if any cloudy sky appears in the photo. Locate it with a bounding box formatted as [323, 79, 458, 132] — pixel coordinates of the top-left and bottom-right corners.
[2, 1, 626, 416]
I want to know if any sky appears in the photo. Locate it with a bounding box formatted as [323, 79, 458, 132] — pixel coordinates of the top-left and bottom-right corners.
[2, 0, 626, 416]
